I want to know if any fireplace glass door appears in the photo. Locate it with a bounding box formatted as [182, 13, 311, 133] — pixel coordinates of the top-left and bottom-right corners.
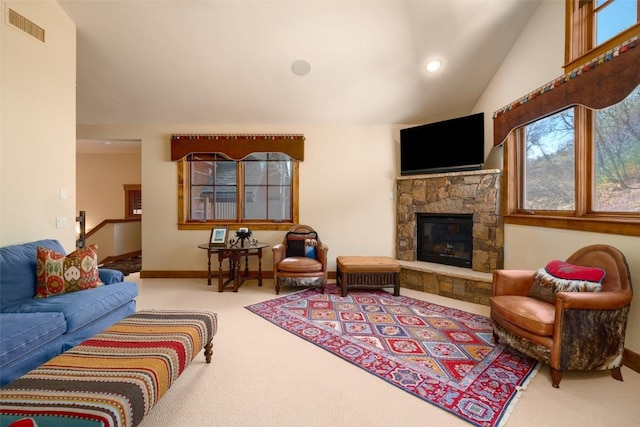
[417, 213, 472, 268]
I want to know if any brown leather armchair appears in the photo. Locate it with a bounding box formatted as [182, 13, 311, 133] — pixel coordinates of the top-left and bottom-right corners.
[490, 244, 633, 388]
[272, 224, 328, 295]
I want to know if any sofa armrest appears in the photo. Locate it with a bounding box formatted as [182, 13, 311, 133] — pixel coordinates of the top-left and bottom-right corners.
[492, 269, 536, 297]
[99, 268, 125, 284]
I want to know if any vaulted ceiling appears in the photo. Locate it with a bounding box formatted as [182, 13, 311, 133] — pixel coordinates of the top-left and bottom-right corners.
[60, 0, 541, 128]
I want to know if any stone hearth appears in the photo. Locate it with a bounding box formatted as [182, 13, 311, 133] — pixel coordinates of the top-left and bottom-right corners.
[396, 170, 503, 305]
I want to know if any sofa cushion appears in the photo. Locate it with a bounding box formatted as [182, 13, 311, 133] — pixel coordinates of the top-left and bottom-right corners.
[4, 281, 139, 334]
[35, 245, 104, 298]
[0, 312, 66, 369]
[0, 239, 65, 310]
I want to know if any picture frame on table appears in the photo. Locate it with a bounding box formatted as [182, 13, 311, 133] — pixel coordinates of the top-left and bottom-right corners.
[209, 226, 228, 246]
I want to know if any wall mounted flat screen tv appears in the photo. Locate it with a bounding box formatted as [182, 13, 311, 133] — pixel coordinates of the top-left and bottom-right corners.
[400, 112, 484, 176]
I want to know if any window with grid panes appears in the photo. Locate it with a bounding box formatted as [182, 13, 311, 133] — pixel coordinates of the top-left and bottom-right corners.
[501, 1, 640, 236]
[179, 153, 298, 229]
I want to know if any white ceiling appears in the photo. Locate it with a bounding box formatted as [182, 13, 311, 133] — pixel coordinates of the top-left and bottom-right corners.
[60, 0, 541, 131]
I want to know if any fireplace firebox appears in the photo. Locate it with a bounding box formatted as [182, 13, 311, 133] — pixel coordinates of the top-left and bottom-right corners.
[417, 213, 473, 268]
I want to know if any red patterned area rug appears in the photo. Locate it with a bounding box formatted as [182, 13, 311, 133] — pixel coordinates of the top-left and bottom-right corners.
[246, 285, 539, 427]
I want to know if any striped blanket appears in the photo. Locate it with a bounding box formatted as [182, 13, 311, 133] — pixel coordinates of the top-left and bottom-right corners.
[0, 309, 218, 427]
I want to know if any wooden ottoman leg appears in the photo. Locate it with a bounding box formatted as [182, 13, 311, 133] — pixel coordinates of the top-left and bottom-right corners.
[204, 339, 213, 363]
[340, 271, 348, 297]
[393, 272, 400, 296]
[337, 260, 347, 297]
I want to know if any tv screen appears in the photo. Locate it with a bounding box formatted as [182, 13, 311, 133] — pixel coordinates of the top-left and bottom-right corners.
[400, 112, 484, 176]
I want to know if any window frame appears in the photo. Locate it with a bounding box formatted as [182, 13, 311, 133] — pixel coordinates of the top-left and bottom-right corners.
[177, 157, 299, 231]
[124, 184, 142, 218]
[503, 103, 640, 237]
[502, 0, 640, 237]
[565, 0, 640, 71]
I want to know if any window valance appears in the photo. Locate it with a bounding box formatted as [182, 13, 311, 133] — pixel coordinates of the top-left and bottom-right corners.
[170, 134, 305, 161]
[493, 35, 639, 146]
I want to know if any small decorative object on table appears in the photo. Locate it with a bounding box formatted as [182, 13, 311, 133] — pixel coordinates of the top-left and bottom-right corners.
[209, 226, 228, 246]
[230, 227, 257, 247]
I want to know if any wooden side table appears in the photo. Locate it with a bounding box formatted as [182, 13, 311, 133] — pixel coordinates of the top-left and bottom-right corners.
[198, 242, 269, 292]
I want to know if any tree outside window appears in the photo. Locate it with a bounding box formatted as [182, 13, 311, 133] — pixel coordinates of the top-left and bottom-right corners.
[523, 109, 576, 211]
[594, 85, 640, 212]
[508, 84, 640, 234]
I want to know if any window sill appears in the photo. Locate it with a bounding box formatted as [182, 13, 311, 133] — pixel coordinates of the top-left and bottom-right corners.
[503, 214, 640, 237]
[178, 222, 294, 231]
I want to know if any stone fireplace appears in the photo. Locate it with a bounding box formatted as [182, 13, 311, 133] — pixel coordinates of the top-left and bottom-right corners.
[395, 170, 503, 304]
[417, 213, 473, 268]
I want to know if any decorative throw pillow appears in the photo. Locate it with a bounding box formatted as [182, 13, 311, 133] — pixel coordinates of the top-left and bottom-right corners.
[285, 231, 319, 258]
[304, 238, 318, 258]
[528, 259, 606, 303]
[35, 245, 104, 298]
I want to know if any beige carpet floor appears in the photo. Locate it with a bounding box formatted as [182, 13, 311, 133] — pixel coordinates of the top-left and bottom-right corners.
[130, 273, 640, 427]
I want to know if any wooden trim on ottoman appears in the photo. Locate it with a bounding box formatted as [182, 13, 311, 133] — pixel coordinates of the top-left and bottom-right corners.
[0, 309, 218, 427]
[336, 256, 401, 297]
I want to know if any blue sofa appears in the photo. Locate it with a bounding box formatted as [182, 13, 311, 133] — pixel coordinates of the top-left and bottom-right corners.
[0, 239, 138, 386]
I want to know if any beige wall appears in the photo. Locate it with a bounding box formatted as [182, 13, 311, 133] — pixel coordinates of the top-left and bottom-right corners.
[76, 152, 142, 230]
[0, 0, 76, 250]
[76, 124, 398, 274]
[475, 1, 640, 351]
[86, 221, 141, 262]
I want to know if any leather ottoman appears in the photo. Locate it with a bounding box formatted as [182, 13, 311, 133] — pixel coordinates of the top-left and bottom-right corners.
[336, 256, 401, 297]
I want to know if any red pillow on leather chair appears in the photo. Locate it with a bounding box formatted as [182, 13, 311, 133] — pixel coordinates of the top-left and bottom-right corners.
[544, 259, 606, 283]
[528, 259, 606, 303]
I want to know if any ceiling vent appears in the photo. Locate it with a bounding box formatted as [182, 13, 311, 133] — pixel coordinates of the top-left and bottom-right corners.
[8, 8, 45, 43]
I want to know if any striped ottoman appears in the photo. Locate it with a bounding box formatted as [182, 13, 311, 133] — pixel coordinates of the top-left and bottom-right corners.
[0, 309, 218, 427]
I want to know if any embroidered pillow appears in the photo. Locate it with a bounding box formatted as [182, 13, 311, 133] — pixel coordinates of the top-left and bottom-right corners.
[285, 231, 318, 258]
[528, 260, 606, 303]
[35, 245, 104, 298]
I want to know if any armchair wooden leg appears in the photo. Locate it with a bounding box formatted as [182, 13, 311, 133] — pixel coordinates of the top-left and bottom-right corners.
[551, 368, 562, 388]
[611, 366, 623, 382]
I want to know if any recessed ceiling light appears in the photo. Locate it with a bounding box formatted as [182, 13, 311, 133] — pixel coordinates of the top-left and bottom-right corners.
[291, 59, 311, 76]
[426, 59, 442, 73]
